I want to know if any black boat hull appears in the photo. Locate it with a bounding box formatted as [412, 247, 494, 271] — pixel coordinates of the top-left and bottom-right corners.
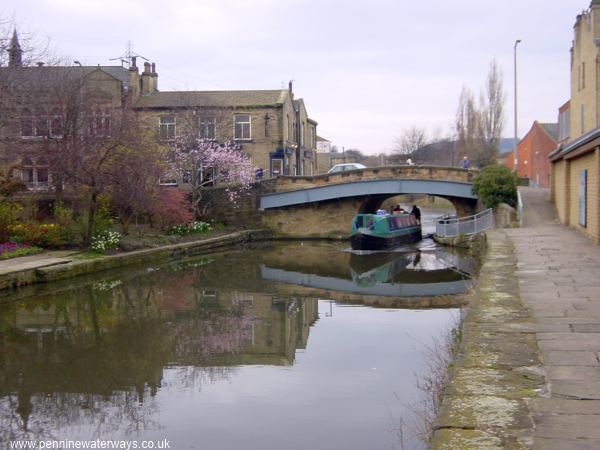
[350, 228, 422, 251]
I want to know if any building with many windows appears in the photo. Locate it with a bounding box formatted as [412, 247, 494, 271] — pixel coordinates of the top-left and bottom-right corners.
[0, 32, 319, 193]
[133, 83, 318, 178]
[550, 0, 600, 242]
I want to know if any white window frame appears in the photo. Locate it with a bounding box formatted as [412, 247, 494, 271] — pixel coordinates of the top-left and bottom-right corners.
[88, 107, 111, 137]
[159, 116, 176, 141]
[21, 157, 50, 189]
[49, 108, 63, 138]
[200, 115, 217, 140]
[271, 158, 283, 176]
[20, 108, 47, 139]
[234, 114, 251, 140]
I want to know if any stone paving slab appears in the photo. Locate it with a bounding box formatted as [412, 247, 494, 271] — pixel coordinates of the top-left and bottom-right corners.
[546, 366, 600, 380]
[433, 188, 600, 449]
[507, 188, 600, 448]
[534, 415, 600, 439]
[0, 255, 72, 275]
[543, 350, 598, 366]
[529, 398, 600, 414]
[534, 437, 600, 450]
[550, 380, 600, 400]
[572, 323, 600, 332]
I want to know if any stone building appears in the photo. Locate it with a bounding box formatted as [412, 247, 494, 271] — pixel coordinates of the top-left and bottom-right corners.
[0, 33, 319, 191]
[505, 121, 557, 188]
[134, 81, 318, 178]
[550, 0, 600, 243]
[0, 31, 135, 190]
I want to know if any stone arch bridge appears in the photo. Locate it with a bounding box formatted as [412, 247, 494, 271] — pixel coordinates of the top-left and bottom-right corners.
[259, 166, 480, 238]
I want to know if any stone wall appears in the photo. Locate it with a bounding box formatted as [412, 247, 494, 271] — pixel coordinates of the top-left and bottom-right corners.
[568, 151, 599, 241]
[274, 165, 476, 192]
[570, 4, 600, 139]
[261, 198, 363, 238]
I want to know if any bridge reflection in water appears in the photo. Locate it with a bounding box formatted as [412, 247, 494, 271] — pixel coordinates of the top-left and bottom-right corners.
[0, 241, 475, 449]
[261, 249, 472, 306]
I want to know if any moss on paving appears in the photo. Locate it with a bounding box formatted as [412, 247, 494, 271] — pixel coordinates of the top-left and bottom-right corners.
[431, 230, 542, 449]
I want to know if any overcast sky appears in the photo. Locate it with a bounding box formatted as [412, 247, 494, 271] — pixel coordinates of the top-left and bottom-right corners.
[3, 0, 588, 154]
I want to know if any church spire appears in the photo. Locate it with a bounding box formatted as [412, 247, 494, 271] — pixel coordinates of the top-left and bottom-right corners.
[9, 29, 23, 67]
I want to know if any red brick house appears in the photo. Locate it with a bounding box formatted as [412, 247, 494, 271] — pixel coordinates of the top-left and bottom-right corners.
[505, 121, 558, 188]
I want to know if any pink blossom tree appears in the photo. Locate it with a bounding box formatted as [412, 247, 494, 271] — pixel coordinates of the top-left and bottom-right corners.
[168, 137, 255, 216]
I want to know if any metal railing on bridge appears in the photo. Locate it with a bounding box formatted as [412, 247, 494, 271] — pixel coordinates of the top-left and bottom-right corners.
[435, 208, 494, 237]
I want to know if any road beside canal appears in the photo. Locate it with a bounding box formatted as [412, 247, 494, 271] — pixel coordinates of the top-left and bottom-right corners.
[432, 187, 600, 450]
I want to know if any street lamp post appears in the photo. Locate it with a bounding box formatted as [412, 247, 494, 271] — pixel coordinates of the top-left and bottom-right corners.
[513, 39, 522, 174]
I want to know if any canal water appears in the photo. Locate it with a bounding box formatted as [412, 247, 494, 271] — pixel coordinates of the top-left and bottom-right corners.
[0, 215, 478, 449]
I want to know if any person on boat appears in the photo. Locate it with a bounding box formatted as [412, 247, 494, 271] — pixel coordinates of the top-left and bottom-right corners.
[392, 204, 408, 214]
[411, 205, 421, 224]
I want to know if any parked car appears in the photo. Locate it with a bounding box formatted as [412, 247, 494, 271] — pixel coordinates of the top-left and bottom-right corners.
[327, 163, 367, 174]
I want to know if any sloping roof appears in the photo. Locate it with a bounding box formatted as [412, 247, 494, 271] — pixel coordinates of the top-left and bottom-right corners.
[134, 90, 288, 109]
[539, 122, 559, 141]
[316, 135, 330, 142]
[0, 65, 131, 87]
[550, 125, 600, 161]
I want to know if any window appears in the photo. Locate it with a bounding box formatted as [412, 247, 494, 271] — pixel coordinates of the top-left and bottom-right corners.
[88, 107, 111, 137]
[558, 108, 570, 141]
[271, 158, 283, 176]
[36, 157, 49, 184]
[159, 116, 176, 140]
[20, 107, 47, 138]
[234, 114, 251, 140]
[21, 157, 50, 189]
[199, 116, 217, 140]
[20, 108, 34, 137]
[21, 157, 34, 182]
[35, 108, 48, 137]
[50, 108, 63, 138]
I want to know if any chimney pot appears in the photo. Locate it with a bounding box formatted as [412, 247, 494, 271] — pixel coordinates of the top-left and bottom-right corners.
[131, 56, 137, 68]
[151, 62, 156, 73]
[143, 62, 151, 73]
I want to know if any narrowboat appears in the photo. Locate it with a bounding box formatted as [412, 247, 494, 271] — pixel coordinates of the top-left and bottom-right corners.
[349, 211, 422, 251]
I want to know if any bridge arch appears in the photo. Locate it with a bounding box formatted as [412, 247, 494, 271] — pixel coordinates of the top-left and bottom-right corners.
[258, 166, 480, 237]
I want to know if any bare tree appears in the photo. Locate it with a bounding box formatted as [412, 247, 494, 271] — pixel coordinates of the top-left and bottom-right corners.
[455, 86, 483, 163]
[29, 70, 165, 245]
[393, 126, 429, 155]
[481, 59, 505, 148]
[454, 60, 506, 168]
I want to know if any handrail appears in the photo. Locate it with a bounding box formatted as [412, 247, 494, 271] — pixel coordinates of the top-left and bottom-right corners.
[435, 208, 494, 237]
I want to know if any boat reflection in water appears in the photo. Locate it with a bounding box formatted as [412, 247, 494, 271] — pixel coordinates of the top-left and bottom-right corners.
[261, 248, 473, 301]
[0, 242, 474, 450]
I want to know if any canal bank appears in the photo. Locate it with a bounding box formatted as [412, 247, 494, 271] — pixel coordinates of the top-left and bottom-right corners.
[432, 187, 600, 449]
[0, 229, 272, 290]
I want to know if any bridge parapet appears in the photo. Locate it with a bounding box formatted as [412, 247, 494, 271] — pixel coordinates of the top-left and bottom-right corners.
[273, 165, 476, 192]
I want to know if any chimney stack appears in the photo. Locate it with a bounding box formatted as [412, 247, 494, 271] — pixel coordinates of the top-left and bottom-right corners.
[141, 61, 158, 95]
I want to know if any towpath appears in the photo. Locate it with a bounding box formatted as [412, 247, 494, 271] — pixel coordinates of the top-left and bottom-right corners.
[432, 187, 600, 450]
[507, 187, 600, 449]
